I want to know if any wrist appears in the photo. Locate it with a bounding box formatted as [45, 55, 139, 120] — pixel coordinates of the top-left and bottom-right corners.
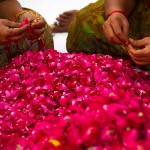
[106, 10, 127, 19]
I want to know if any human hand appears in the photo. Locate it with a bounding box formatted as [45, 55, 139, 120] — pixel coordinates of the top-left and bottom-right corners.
[127, 37, 150, 65]
[103, 12, 129, 45]
[0, 19, 28, 44]
[19, 12, 46, 40]
[51, 10, 78, 33]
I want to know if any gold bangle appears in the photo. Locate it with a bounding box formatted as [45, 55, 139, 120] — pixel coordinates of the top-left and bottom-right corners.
[14, 11, 27, 22]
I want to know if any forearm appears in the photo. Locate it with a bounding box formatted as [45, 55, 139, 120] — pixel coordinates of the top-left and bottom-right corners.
[104, 0, 137, 17]
[0, 0, 23, 21]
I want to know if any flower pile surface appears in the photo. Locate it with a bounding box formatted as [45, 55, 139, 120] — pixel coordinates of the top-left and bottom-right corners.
[0, 49, 150, 150]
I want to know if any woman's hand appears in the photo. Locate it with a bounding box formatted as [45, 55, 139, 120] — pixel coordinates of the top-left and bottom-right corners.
[0, 19, 28, 44]
[19, 12, 46, 40]
[127, 37, 150, 65]
[51, 10, 78, 33]
[102, 12, 129, 45]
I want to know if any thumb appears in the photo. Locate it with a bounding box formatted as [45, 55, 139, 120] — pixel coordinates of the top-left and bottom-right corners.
[129, 37, 150, 47]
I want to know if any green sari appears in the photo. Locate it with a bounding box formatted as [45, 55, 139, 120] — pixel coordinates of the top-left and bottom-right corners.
[67, 0, 150, 70]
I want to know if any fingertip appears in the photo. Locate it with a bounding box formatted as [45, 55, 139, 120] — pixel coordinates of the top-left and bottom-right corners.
[127, 44, 132, 49]
[123, 39, 129, 45]
[31, 23, 35, 28]
[129, 38, 134, 43]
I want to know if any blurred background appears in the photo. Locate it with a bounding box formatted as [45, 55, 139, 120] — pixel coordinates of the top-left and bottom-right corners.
[18, 0, 97, 52]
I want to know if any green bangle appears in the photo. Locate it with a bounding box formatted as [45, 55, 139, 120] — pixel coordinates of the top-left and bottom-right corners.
[14, 11, 27, 22]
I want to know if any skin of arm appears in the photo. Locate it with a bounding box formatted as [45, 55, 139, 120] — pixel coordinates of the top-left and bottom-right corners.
[104, 0, 136, 16]
[0, 0, 23, 21]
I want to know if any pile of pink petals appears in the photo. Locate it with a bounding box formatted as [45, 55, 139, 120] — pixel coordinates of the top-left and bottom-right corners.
[19, 18, 30, 28]
[0, 49, 150, 150]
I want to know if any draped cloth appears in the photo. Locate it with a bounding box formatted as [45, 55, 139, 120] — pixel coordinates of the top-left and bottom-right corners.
[67, 0, 150, 70]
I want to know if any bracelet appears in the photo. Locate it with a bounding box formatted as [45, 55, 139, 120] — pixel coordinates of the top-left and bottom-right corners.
[106, 10, 127, 19]
[14, 11, 27, 22]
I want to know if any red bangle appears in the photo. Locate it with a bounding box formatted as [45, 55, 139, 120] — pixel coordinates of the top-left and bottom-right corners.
[106, 10, 127, 19]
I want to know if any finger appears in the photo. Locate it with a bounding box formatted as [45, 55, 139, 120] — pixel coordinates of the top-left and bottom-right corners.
[3, 19, 20, 28]
[58, 14, 70, 19]
[56, 17, 68, 23]
[111, 20, 128, 44]
[31, 18, 46, 29]
[63, 10, 77, 16]
[59, 22, 66, 27]
[53, 21, 59, 26]
[127, 48, 149, 65]
[132, 56, 150, 62]
[129, 37, 150, 47]
[128, 50, 149, 61]
[103, 23, 123, 45]
[56, 18, 65, 24]
[52, 26, 67, 33]
[32, 28, 45, 35]
[128, 45, 150, 57]
[55, 19, 69, 27]
[128, 45, 140, 58]
[132, 59, 150, 65]
[31, 21, 46, 29]
[9, 25, 28, 37]
[127, 44, 139, 59]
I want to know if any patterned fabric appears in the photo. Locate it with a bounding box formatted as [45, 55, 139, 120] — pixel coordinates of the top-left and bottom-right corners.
[67, 0, 150, 70]
[0, 8, 54, 67]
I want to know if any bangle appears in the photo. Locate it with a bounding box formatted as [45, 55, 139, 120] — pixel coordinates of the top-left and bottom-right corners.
[14, 11, 27, 22]
[106, 10, 127, 19]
